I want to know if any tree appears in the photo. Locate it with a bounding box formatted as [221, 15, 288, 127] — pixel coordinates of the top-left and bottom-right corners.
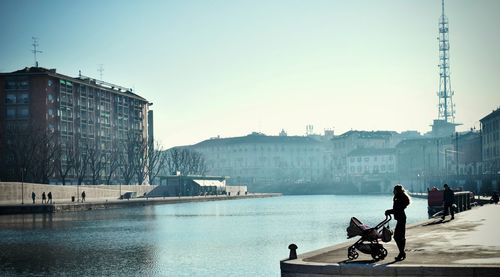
[74, 145, 89, 186]
[119, 133, 140, 185]
[148, 141, 167, 185]
[87, 140, 105, 185]
[55, 144, 76, 185]
[1, 122, 57, 183]
[104, 142, 121, 186]
[164, 148, 207, 176]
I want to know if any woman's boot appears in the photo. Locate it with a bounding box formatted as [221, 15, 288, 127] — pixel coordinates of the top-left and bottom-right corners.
[395, 239, 406, 261]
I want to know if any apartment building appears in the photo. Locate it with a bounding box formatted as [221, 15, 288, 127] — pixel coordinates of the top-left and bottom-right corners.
[0, 67, 150, 184]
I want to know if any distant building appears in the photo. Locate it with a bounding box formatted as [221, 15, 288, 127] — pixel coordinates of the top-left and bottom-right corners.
[150, 175, 227, 197]
[188, 132, 331, 185]
[480, 108, 500, 177]
[456, 131, 482, 176]
[396, 137, 450, 191]
[0, 66, 151, 184]
[330, 130, 403, 180]
[346, 148, 397, 192]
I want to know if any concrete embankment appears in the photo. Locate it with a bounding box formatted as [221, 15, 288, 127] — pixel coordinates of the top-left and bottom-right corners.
[0, 193, 281, 215]
[281, 204, 500, 276]
[0, 182, 155, 204]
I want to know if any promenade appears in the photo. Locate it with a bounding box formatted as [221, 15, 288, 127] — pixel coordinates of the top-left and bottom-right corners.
[0, 193, 281, 215]
[281, 203, 500, 276]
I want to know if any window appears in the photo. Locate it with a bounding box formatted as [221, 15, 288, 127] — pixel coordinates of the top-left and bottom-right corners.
[19, 93, 29, 103]
[18, 106, 29, 118]
[6, 107, 15, 118]
[5, 81, 16, 89]
[5, 94, 16, 104]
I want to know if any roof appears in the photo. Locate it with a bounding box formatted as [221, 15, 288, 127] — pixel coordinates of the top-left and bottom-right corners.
[347, 148, 396, 157]
[193, 133, 322, 147]
[332, 130, 397, 140]
[480, 108, 500, 123]
[1, 67, 148, 102]
[192, 179, 225, 188]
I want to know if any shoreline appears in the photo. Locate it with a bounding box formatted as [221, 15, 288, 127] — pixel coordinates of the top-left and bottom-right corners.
[0, 193, 282, 215]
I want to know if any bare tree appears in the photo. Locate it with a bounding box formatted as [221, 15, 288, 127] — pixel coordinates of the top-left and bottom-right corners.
[32, 128, 58, 184]
[148, 141, 167, 185]
[1, 123, 58, 183]
[74, 145, 89, 186]
[104, 142, 121, 186]
[164, 148, 207, 176]
[55, 144, 76, 185]
[133, 137, 149, 185]
[119, 134, 139, 185]
[87, 140, 105, 185]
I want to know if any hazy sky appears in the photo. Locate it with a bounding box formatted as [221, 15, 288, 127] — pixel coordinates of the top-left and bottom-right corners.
[1, 0, 499, 148]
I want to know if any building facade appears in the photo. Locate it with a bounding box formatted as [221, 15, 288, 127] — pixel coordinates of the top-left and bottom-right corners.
[481, 109, 500, 178]
[0, 67, 150, 184]
[188, 132, 331, 186]
[346, 148, 397, 192]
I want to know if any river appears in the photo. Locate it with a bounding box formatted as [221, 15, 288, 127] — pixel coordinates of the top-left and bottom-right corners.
[0, 195, 427, 276]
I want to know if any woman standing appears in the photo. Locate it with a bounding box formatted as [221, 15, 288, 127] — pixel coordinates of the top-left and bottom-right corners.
[385, 185, 411, 261]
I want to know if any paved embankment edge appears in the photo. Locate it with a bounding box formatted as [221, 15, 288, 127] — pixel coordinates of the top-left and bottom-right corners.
[280, 216, 500, 277]
[0, 193, 281, 215]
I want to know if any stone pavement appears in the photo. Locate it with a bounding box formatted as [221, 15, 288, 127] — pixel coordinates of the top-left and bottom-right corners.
[281, 204, 500, 276]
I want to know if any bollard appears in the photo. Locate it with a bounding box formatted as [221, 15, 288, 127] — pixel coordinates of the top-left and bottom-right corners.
[288, 244, 298, 260]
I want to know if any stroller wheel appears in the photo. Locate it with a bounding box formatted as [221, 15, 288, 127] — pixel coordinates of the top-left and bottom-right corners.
[371, 246, 387, 261]
[379, 247, 388, 260]
[347, 246, 359, 260]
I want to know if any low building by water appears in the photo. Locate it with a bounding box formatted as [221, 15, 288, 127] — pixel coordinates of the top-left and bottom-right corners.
[149, 175, 227, 197]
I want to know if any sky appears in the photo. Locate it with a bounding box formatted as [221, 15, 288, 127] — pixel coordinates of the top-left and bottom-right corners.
[1, 0, 499, 148]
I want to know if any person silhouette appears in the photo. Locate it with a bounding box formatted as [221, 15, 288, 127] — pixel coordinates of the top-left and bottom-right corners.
[442, 184, 455, 220]
[48, 192, 53, 204]
[31, 191, 36, 204]
[385, 185, 411, 261]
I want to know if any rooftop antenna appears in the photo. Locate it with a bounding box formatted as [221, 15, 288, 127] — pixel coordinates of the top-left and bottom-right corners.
[98, 64, 104, 80]
[31, 37, 42, 67]
[436, 0, 455, 123]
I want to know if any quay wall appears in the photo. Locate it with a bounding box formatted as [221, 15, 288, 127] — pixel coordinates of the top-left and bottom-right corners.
[0, 193, 281, 214]
[0, 182, 156, 204]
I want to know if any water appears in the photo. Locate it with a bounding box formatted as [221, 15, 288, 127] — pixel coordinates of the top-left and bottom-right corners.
[0, 195, 427, 276]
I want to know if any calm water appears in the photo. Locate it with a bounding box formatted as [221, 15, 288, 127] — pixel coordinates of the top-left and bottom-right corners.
[0, 195, 427, 276]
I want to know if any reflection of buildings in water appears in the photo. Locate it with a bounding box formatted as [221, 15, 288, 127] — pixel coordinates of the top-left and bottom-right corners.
[0, 211, 160, 275]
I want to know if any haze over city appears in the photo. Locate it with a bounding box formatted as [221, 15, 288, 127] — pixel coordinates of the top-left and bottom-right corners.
[1, 0, 499, 148]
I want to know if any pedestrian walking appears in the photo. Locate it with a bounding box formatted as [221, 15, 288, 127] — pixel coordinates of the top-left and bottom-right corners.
[48, 192, 53, 204]
[31, 191, 36, 204]
[81, 191, 86, 202]
[385, 184, 411, 261]
[442, 184, 455, 220]
[42, 192, 46, 204]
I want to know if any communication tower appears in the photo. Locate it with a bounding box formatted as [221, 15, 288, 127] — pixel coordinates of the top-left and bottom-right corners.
[437, 0, 455, 123]
[432, 0, 460, 137]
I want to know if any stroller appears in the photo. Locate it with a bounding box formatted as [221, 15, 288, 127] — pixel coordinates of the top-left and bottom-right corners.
[346, 215, 392, 261]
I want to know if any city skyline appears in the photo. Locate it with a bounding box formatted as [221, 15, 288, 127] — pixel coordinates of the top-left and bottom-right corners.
[1, 0, 499, 148]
